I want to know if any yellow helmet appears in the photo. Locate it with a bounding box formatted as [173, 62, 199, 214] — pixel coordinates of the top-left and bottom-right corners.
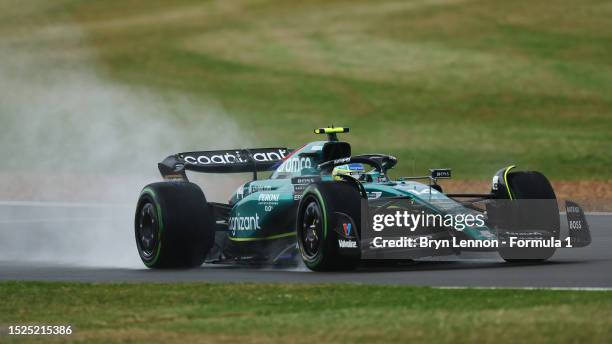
[332, 163, 365, 181]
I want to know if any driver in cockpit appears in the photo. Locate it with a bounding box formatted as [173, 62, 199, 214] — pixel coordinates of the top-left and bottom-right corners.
[332, 163, 367, 181]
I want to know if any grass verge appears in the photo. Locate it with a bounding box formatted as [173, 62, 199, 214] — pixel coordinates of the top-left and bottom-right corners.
[0, 282, 611, 343]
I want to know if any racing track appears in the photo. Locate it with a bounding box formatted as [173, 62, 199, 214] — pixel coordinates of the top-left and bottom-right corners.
[0, 202, 610, 288]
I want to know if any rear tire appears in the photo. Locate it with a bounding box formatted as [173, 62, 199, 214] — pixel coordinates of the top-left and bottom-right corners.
[493, 171, 559, 262]
[296, 181, 361, 271]
[134, 182, 215, 268]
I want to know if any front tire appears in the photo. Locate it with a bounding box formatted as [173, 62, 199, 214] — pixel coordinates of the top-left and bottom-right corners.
[493, 171, 559, 262]
[134, 182, 215, 268]
[296, 181, 361, 271]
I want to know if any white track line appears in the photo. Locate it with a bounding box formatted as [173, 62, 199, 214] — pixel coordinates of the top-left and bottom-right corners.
[0, 218, 116, 224]
[436, 286, 612, 291]
[0, 201, 131, 209]
[559, 211, 612, 216]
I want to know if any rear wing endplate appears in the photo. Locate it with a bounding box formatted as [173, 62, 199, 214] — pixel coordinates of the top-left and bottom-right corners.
[158, 148, 292, 180]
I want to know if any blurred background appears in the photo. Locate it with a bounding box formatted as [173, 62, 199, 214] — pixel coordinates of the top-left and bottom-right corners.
[1, 0, 611, 200]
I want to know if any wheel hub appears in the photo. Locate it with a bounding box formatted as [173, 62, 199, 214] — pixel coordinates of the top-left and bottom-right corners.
[138, 202, 158, 258]
[301, 200, 323, 258]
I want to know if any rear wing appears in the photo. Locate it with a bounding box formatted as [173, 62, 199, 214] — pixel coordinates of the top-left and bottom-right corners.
[158, 148, 292, 180]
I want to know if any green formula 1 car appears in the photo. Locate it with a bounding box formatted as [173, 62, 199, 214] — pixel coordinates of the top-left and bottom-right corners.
[134, 127, 591, 270]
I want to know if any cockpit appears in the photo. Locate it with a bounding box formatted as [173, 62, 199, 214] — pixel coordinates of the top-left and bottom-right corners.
[271, 140, 396, 183]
